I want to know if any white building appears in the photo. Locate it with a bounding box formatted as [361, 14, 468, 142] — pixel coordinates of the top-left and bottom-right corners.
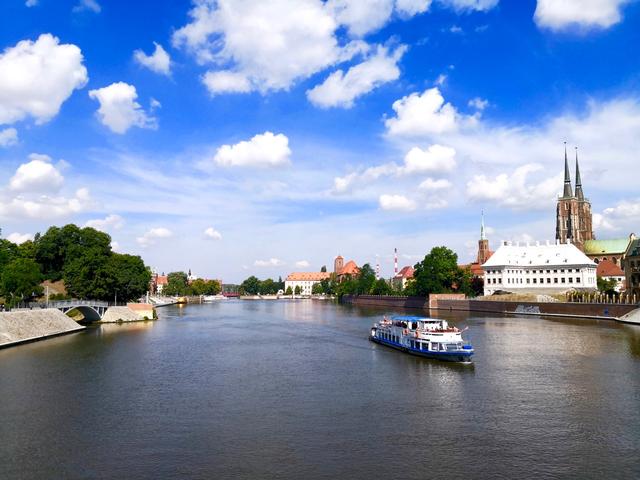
[482, 240, 597, 296]
[284, 272, 331, 295]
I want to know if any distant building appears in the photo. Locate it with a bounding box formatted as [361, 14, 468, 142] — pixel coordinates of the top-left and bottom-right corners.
[285, 272, 331, 295]
[334, 255, 360, 282]
[584, 238, 632, 267]
[623, 235, 640, 298]
[151, 274, 168, 294]
[596, 259, 626, 292]
[482, 240, 597, 296]
[392, 266, 414, 291]
[555, 145, 594, 252]
[461, 212, 494, 278]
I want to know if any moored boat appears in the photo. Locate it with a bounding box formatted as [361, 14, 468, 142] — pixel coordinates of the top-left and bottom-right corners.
[369, 315, 474, 363]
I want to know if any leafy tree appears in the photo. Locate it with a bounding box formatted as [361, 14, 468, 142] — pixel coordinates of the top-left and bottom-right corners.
[0, 239, 19, 270]
[294, 285, 302, 295]
[1, 258, 43, 307]
[164, 271, 190, 296]
[285, 286, 293, 295]
[17, 240, 37, 261]
[356, 263, 376, 295]
[191, 278, 221, 295]
[312, 282, 324, 294]
[335, 278, 357, 297]
[240, 276, 260, 295]
[260, 278, 278, 294]
[371, 278, 392, 295]
[597, 277, 618, 296]
[107, 253, 151, 301]
[408, 246, 462, 296]
[276, 276, 285, 291]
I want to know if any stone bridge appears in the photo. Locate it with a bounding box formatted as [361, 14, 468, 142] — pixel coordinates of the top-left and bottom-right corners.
[48, 300, 110, 322]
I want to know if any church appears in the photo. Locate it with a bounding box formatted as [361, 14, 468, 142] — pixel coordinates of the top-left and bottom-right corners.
[555, 145, 632, 267]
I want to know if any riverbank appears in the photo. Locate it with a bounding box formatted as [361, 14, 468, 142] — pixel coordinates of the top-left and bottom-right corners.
[0, 309, 85, 349]
[342, 294, 639, 321]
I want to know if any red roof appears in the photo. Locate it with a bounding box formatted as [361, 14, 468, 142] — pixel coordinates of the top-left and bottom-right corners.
[394, 266, 414, 279]
[596, 259, 624, 277]
[286, 272, 331, 281]
[338, 260, 359, 276]
[156, 275, 168, 285]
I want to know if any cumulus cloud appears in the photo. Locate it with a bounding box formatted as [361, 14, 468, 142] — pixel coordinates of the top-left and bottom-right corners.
[0, 34, 88, 125]
[134, 42, 171, 76]
[6, 232, 34, 244]
[89, 82, 157, 134]
[85, 214, 124, 232]
[534, 0, 630, 30]
[327, 0, 396, 36]
[441, 0, 498, 11]
[9, 154, 64, 193]
[307, 44, 406, 108]
[73, 0, 101, 13]
[593, 199, 640, 233]
[294, 260, 311, 268]
[137, 227, 173, 247]
[468, 97, 489, 110]
[402, 144, 456, 173]
[466, 164, 562, 210]
[202, 70, 252, 95]
[418, 177, 452, 191]
[0, 187, 91, 220]
[385, 87, 474, 137]
[379, 194, 416, 211]
[204, 227, 222, 240]
[254, 258, 285, 267]
[0, 128, 18, 147]
[214, 132, 291, 167]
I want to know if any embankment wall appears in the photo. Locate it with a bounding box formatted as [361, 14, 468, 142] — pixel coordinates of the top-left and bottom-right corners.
[0, 309, 85, 348]
[342, 295, 638, 320]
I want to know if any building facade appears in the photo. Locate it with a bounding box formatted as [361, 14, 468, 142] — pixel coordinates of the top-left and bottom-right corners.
[596, 259, 626, 292]
[583, 238, 632, 266]
[284, 272, 331, 295]
[462, 212, 494, 277]
[555, 146, 594, 251]
[482, 240, 597, 296]
[392, 266, 414, 291]
[623, 235, 640, 298]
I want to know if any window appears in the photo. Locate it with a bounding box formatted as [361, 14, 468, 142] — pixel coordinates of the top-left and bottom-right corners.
[533, 278, 537, 284]
[576, 277, 581, 283]
[547, 278, 551, 284]
[554, 278, 558, 283]
[569, 277, 573, 283]
[561, 278, 566, 283]
[527, 279, 530, 284]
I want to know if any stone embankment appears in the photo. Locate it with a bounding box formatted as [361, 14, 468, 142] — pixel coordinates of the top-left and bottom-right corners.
[342, 294, 639, 321]
[100, 304, 155, 323]
[0, 309, 85, 348]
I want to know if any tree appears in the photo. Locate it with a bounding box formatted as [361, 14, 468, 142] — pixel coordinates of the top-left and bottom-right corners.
[356, 263, 376, 295]
[1, 258, 43, 307]
[312, 282, 324, 294]
[191, 278, 221, 296]
[240, 276, 260, 295]
[294, 285, 302, 295]
[260, 278, 278, 295]
[408, 246, 462, 297]
[597, 277, 618, 296]
[164, 271, 190, 296]
[107, 253, 151, 301]
[0, 239, 19, 270]
[285, 286, 293, 295]
[371, 278, 392, 295]
[62, 246, 112, 300]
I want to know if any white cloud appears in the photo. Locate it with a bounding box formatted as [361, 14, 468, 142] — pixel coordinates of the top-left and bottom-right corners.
[254, 258, 285, 267]
[73, 0, 101, 13]
[468, 97, 489, 110]
[0, 34, 88, 125]
[439, 0, 498, 11]
[395, 0, 432, 15]
[402, 144, 456, 173]
[385, 87, 470, 137]
[85, 214, 124, 232]
[333, 163, 398, 194]
[202, 70, 252, 95]
[25, 0, 38, 7]
[137, 227, 173, 247]
[379, 194, 416, 211]
[214, 131, 291, 168]
[134, 42, 171, 76]
[0, 187, 91, 220]
[466, 164, 562, 210]
[418, 177, 452, 191]
[9, 154, 64, 193]
[534, 0, 630, 30]
[295, 260, 311, 268]
[110, 241, 120, 252]
[204, 226, 222, 240]
[0, 128, 18, 147]
[307, 44, 406, 108]
[89, 82, 157, 134]
[327, 0, 396, 36]
[6, 232, 34, 244]
[593, 199, 640, 233]
[173, 0, 360, 93]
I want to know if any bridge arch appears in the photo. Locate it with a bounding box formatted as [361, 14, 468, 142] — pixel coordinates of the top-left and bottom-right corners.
[62, 306, 103, 323]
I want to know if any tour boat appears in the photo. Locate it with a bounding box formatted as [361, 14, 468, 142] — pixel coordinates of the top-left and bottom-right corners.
[369, 315, 474, 363]
[203, 294, 228, 302]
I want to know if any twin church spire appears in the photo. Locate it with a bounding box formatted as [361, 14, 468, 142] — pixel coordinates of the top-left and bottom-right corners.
[562, 141, 584, 200]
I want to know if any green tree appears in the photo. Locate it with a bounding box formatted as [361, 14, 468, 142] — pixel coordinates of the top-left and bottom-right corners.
[164, 271, 190, 296]
[597, 277, 618, 296]
[190, 278, 221, 295]
[408, 246, 462, 296]
[371, 278, 392, 295]
[356, 263, 376, 295]
[1, 258, 43, 307]
[285, 286, 293, 295]
[294, 285, 302, 295]
[107, 253, 151, 302]
[260, 278, 278, 294]
[312, 282, 324, 294]
[0, 238, 19, 270]
[240, 276, 260, 295]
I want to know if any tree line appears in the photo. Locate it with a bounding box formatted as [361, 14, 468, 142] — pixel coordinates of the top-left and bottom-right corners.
[161, 271, 221, 296]
[0, 224, 151, 308]
[238, 276, 285, 295]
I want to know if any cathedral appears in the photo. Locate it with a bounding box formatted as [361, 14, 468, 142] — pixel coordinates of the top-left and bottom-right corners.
[555, 144, 594, 252]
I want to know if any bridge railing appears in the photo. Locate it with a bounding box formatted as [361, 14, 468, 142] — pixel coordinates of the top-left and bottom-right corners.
[26, 300, 112, 309]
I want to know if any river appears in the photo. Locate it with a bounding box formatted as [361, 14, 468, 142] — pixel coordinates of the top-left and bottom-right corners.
[1, 300, 639, 479]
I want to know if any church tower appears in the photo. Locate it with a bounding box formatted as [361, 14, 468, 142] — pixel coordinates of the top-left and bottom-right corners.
[334, 255, 344, 274]
[555, 144, 594, 251]
[477, 211, 492, 265]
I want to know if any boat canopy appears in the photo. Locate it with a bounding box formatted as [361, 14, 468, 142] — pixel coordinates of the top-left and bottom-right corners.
[391, 316, 437, 322]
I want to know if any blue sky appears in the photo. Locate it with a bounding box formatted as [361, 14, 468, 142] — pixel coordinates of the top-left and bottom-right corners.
[1, 0, 640, 282]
